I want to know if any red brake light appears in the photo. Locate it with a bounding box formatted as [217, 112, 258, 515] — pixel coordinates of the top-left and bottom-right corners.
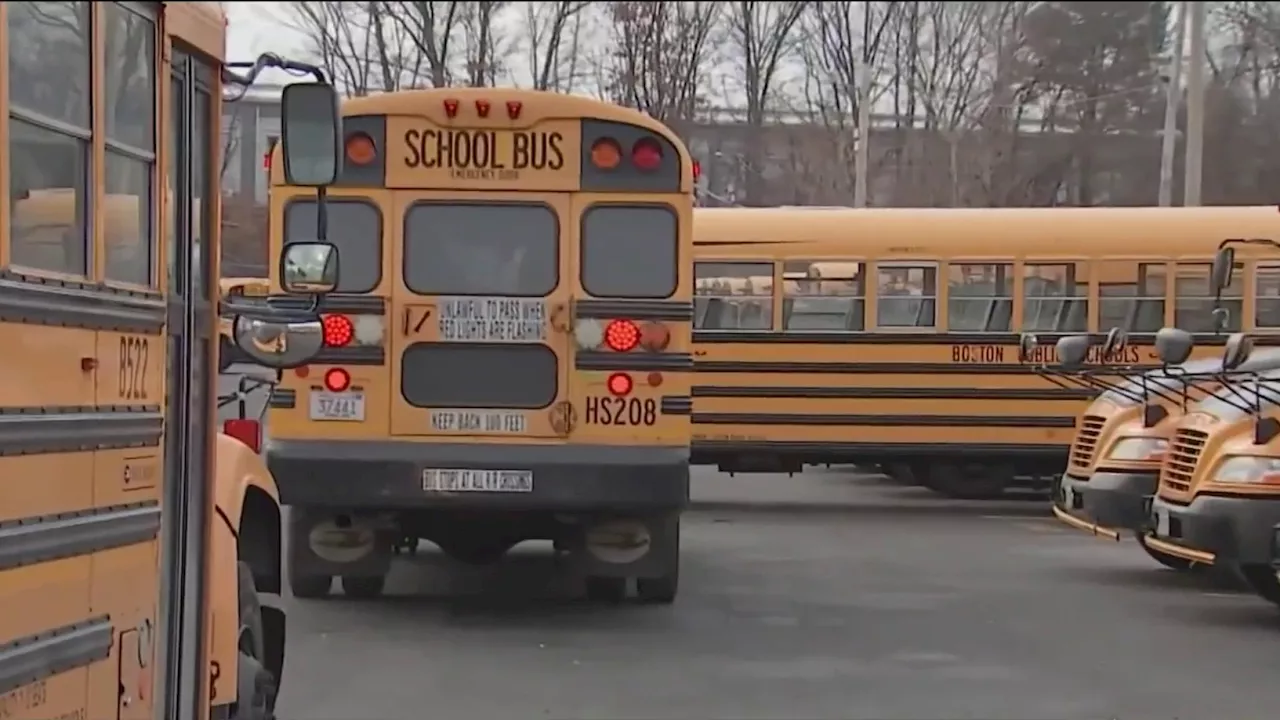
[631, 138, 663, 171]
[322, 314, 354, 347]
[692, 160, 701, 181]
[444, 99, 460, 118]
[603, 319, 640, 352]
[223, 419, 261, 453]
[324, 368, 351, 393]
[639, 322, 670, 351]
[607, 373, 633, 397]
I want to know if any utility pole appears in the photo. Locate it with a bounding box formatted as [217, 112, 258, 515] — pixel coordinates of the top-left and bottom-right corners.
[1158, 1, 1187, 207]
[854, 63, 872, 208]
[1183, 0, 1207, 206]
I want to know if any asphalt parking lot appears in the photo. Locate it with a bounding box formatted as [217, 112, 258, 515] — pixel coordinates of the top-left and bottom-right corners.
[272, 469, 1280, 720]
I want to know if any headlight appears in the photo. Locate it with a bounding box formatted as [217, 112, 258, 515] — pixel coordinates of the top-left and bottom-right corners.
[1106, 437, 1169, 461]
[1213, 456, 1280, 484]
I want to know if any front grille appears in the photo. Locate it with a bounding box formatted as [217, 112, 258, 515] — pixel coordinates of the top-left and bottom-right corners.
[400, 342, 557, 409]
[1160, 428, 1208, 493]
[1068, 415, 1107, 470]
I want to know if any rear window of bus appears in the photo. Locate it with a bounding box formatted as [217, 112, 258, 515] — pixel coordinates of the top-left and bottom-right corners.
[403, 202, 558, 297]
[285, 199, 381, 292]
[581, 205, 677, 299]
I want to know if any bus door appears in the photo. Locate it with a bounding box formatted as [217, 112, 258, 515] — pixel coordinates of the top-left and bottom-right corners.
[389, 191, 573, 447]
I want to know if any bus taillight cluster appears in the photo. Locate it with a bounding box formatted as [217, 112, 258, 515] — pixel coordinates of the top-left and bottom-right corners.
[576, 318, 670, 397]
[576, 318, 670, 353]
[321, 313, 383, 349]
[589, 137, 663, 173]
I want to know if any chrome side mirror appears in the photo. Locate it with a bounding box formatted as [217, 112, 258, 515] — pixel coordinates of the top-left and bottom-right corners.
[1102, 327, 1128, 360]
[1211, 246, 1235, 298]
[280, 242, 338, 294]
[1018, 333, 1039, 362]
[1223, 332, 1254, 371]
[1055, 334, 1091, 370]
[232, 315, 324, 369]
[1154, 326, 1194, 366]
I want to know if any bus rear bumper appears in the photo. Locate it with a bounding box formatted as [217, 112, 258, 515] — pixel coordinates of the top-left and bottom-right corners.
[1146, 494, 1280, 567]
[266, 439, 690, 512]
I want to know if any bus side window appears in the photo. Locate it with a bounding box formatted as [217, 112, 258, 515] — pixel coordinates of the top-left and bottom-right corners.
[782, 260, 865, 332]
[1022, 262, 1088, 332]
[1098, 260, 1166, 333]
[947, 262, 1012, 332]
[876, 263, 937, 329]
[694, 261, 773, 331]
[1175, 261, 1242, 332]
[1256, 262, 1280, 331]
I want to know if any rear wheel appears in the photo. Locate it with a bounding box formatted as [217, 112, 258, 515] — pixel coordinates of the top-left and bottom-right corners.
[1240, 565, 1280, 606]
[636, 573, 678, 604]
[585, 576, 627, 603]
[926, 463, 1010, 500]
[288, 572, 331, 599]
[232, 562, 278, 720]
[340, 574, 387, 599]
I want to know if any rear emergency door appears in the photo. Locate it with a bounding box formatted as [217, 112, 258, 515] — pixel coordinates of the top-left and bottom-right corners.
[389, 191, 572, 442]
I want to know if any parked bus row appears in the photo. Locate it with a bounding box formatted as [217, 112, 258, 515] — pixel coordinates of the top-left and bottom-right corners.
[690, 206, 1280, 498]
[1046, 241, 1280, 609]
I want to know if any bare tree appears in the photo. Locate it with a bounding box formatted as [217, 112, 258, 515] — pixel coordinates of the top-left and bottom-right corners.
[603, 1, 723, 125]
[795, 1, 898, 205]
[724, 1, 807, 205]
[459, 1, 509, 86]
[385, 1, 465, 87]
[522, 1, 593, 91]
[287, 1, 429, 93]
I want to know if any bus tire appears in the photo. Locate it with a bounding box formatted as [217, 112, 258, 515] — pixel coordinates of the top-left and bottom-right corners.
[636, 570, 678, 604]
[437, 537, 516, 566]
[926, 463, 1009, 500]
[233, 562, 277, 720]
[585, 576, 627, 603]
[288, 572, 331, 599]
[340, 574, 386, 599]
[1137, 533, 1201, 572]
[1240, 565, 1280, 605]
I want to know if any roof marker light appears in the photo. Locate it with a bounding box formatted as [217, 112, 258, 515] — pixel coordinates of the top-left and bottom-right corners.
[476, 100, 491, 117]
[444, 99, 460, 118]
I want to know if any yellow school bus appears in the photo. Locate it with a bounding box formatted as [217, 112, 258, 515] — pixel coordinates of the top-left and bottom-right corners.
[1145, 244, 1280, 606]
[0, 3, 344, 719]
[1047, 334, 1280, 569]
[692, 205, 1280, 498]
[264, 88, 696, 603]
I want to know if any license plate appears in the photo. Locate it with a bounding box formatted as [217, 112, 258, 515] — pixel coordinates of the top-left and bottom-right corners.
[309, 391, 366, 421]
[421, 468, 533, 493]
[1155, 508, 1170, 537]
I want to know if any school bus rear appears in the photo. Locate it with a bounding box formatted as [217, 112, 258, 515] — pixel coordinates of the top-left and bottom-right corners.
[691, 205, 1280, 499]
[265, 89, 694, 603]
